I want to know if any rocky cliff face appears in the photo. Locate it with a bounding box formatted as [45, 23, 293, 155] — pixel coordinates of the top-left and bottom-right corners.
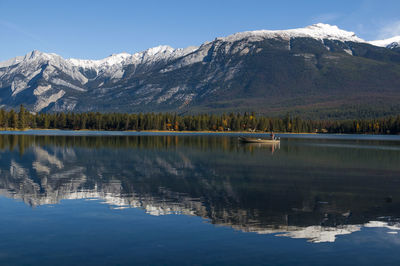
[1, 23, 400, 118]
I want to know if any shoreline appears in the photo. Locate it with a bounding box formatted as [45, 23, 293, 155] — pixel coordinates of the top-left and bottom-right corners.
[0, 128, 317, 134]
[0, 128, 398, 135]
[0, 129, 399, 138]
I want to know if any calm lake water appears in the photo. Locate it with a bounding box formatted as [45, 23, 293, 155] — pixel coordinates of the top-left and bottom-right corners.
[1, 131, 400, 265]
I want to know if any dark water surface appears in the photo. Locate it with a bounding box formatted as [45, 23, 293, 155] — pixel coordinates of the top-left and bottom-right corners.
[1, 132, 400, 265]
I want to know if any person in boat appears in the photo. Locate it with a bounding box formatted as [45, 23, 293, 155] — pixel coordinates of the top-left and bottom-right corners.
[270, 131, 275, 140]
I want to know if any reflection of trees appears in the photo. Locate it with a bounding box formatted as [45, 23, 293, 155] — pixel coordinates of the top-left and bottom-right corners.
[0, 134, 400, 242]
[0, 134, 282, 155]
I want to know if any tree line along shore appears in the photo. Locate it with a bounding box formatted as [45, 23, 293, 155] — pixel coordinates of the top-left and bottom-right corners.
[1, 105, 400, 134]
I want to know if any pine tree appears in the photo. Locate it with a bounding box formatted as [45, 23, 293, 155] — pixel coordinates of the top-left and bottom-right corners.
[17, 105, 27, 129]
[9, 110, 18, 129]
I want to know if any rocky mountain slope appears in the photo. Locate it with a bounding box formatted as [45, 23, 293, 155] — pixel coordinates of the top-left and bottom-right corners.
[1, 23, 400, 119]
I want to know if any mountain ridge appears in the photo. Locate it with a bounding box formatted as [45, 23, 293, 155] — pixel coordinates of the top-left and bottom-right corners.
[1, 23, 400, 119]
[0, 23, 372, 68]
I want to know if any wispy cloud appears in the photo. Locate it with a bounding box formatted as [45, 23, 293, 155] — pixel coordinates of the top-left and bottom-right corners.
[378, 20, 400, 39]
[311, 13, 341, 24]
[0, 20, 48, 46]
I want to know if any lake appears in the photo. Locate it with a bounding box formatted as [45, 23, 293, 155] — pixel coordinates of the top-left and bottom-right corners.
[0, 131, 400, 265]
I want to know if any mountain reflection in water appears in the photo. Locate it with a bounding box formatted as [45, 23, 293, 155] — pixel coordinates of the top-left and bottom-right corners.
[1, 134, 400, 243]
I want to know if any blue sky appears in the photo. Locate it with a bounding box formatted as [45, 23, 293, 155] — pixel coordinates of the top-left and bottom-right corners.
[1, 0, 400, 61]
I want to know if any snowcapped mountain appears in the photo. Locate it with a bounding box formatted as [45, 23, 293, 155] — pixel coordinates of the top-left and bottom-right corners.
[0, 45, 199, 112]
[369, 36, 400, 49]
[218, 23, 364, 43]
[67, 45, 198, 75]
[1, 23, 400, 118]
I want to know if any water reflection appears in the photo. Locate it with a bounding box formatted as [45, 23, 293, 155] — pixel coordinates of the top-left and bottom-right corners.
[0, 134, 400, 243]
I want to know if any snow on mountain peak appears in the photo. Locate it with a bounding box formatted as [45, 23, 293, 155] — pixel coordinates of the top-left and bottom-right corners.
[368, 36, 400, 48]
[0, 56, 25, 68]
[0, 23, 367, 70]
[294, 23, 363, 42]
[24, 50, 61, 61]
[4, 23, 400, 73]
[0, 50, 60, 68]
[218, 23, 364, 43]
[144, 45, 175, 56]
[67, 45, 187, 69]
[67, 52, 132, 69]
[0, 44, 197, 74]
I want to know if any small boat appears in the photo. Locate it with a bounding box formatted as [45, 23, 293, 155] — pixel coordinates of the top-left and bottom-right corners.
[238, 136, 280, 144]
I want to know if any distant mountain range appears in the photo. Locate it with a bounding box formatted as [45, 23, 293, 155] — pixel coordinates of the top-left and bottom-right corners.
[1, 23, 400, 119]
